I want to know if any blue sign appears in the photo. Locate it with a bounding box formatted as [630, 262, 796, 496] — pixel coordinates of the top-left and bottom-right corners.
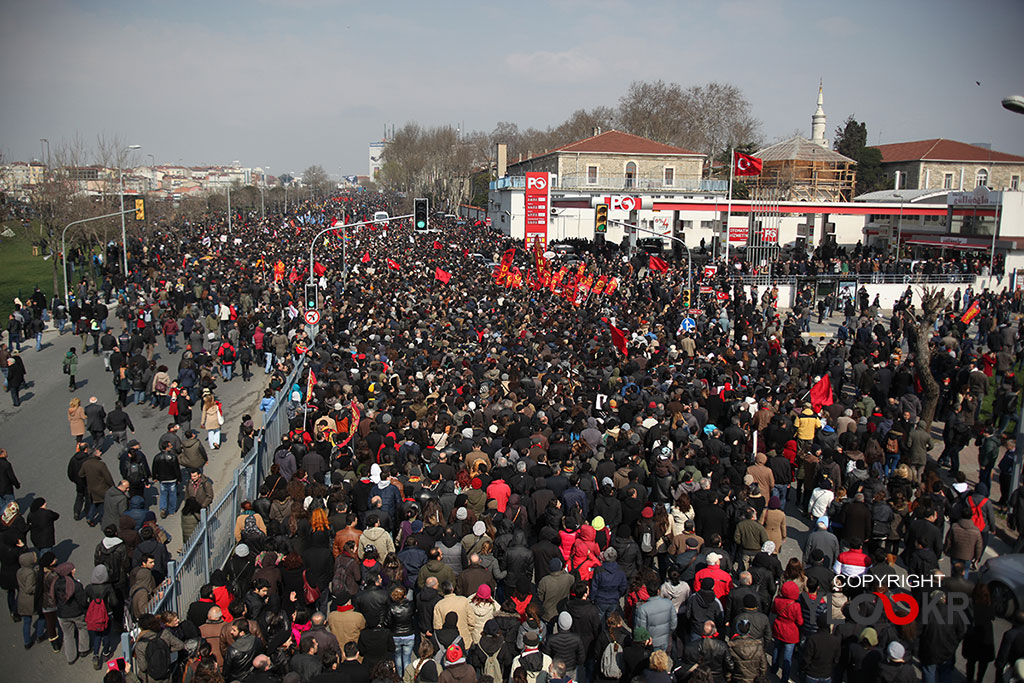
[681, 317, 696, 332]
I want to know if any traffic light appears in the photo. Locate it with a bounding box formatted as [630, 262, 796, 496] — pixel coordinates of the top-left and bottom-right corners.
[304, 283, 318, 311]
[414, 198, 429, 231]
[682, 289, 692, 308]
[595, 203, 608, 233]
[134, 198, 145, 221]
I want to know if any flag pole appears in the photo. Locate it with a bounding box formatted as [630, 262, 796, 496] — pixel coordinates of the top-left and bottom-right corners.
[725, 147, 734, 270]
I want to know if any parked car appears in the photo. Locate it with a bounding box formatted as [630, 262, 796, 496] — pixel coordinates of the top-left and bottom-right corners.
[975, 554, 1024, 618]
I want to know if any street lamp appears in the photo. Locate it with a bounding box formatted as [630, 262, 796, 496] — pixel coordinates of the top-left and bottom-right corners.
[119, 144, 142, 277]
[39, 138, 49, 168]
[1002, 95, 1024, 115]
[893, 192, 904, 262]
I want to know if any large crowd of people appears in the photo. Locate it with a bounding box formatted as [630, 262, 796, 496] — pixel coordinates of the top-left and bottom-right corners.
[2, 192, 1024, 683]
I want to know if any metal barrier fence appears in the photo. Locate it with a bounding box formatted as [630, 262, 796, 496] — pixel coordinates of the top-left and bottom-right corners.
[725, 272, 987, 286]
[120, 354, 307, 658]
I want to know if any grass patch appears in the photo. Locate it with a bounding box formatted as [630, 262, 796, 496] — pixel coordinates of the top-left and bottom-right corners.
[0, 221, 57, 324]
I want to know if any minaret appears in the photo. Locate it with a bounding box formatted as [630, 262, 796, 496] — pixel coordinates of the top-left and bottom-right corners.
[811, 81, 828, 148]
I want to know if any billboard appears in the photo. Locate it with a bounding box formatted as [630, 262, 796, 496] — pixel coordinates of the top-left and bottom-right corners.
[524, 172, 550, 251]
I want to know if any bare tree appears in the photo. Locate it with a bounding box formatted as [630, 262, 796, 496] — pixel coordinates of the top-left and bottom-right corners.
[301, 165, 334, 199]
[907, 286, 948, 430]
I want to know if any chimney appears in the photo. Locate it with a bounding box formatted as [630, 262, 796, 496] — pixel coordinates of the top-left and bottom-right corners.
[496, 144, 507, 178]
[592, 127, 601, 137]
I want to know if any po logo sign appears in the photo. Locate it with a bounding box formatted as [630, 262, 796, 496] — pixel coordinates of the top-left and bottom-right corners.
[526, 175, 548, 190]
[610, 196, 639, 212]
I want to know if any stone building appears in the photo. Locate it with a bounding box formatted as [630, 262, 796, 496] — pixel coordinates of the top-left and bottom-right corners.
[872, 138, 1024, 192]
[505, 129, 705, 192]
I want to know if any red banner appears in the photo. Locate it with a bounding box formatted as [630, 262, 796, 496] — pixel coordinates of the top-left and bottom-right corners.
[961, 300, 981, 324]
[524, 172, 550, 252]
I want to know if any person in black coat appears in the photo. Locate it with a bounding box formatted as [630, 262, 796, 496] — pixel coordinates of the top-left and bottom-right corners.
[0, 449, 21, 505]
[301, 530, 333, 598]
[6, 356, 26, 407]
[83, 397, 106, 445]
[27, 498, 59, 555]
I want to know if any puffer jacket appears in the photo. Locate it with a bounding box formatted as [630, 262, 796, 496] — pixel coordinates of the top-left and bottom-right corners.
[682, 635, 734, 683]
[771, 581, 803, 644]
[729, 635, 768, 683]
[635, 595, 677, 651]
[590, 560, 627, 607]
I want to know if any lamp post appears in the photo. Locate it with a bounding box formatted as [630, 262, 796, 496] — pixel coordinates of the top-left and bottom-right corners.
[119, 144, 142, 277]
[609, 218, 692, 296]
[39, 138, 49, 168]
[893, 192, 904, 261]
[147, 154, 155, 191]
[307, 213, 413, 293]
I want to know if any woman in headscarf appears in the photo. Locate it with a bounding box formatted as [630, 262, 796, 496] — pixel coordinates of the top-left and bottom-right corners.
[761, 495, 787, 554]
[16, 551, 44, 650]
[53, 561, 89, 664]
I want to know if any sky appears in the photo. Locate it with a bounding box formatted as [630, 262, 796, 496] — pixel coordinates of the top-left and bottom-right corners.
[2, 0, 1023, 178]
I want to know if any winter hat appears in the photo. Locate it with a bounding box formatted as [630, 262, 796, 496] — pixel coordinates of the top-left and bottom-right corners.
[418, 661, 440, 683]
[549, 558, 563, 573]
[742, 594, 758, 609]
[592, 516, 605, 531]
[761, 541, 776, 554]
[91, 565, 109, 584]
[700, 578, 715, 591]
[472, 521, 486, 537]
[234, 544, 250, 558]
[476, 584, 492, 600]
[887, 641, 905, 661]
[816, 516, 829, 529]
[557, 611, 573, 631]
[860, 627, 878, 646]
[641, 506, 654, 519]
[445, 644, 465, 665]
[601, 547, 618, 562]
[456, 507, 468, 520]
[633, 626, 651, 642]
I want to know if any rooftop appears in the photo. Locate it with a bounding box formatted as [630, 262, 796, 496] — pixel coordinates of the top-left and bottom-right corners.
[754, 136, 855, 164]
[514, 130, 703, 163]
[873, 138, 1024, 164]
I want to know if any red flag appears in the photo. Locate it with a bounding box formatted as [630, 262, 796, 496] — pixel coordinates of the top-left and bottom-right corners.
[306, 368, 317, 402]
[434, 267, 451, 284]
[649, 255, 669, 273]
[330, 217, 338, 227]
[716, 291, 730, 301]
[810, 375, 833, 412]
[361, 252, 371, 263]
[608, 321, 628, 356]
[734, 151, 763, 176]
[313, 261, 327, 277]
[605, 277, 619, 295]
[961, 300, 981, 324]
[433, 241, 443, 250]
[387, 258, 401, 270]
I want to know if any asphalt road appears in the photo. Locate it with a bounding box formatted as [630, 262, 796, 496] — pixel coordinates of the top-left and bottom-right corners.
[0, 316, 269, 681]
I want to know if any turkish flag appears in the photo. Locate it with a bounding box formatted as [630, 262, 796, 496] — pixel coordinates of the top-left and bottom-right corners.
[649, 255, 669, 273]
[433, 241, 443, 250]
[716, 291, 729, 301]
[810, 375, 833, 412]
[734, 151, 763, 176]
[434, 267, 451, 284]
[386, 258, 401, 270]
[361, 252, 370, 263]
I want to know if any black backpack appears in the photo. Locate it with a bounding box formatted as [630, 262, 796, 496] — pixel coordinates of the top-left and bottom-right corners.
[141, 633, 172, 679]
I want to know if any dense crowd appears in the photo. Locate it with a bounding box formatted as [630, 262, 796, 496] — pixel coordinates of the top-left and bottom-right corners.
[1, 193, 1024, 683]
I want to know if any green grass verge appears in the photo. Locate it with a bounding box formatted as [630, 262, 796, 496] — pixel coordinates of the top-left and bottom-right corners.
[0, 221, 58, 324]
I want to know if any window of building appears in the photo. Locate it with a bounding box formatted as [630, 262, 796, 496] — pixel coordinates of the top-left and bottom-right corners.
[587, 166, 598, 185]
[976, 168, 989, 187]
[943, 173, 954, 189]
[700, 220, 713, 230]
[680, 220, 693, 229]
[1012, 175, 1020, 191]
[625, 161, 637, 189]
[663, 167, 675, 186]
[898, 172, 908, 189]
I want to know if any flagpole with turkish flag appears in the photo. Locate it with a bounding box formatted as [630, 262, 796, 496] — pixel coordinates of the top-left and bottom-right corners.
[725, 146, 733, 266]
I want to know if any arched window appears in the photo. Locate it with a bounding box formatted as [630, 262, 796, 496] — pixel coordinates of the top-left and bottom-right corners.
[625, 161, 637, 188]
[976, 168, 989, 187]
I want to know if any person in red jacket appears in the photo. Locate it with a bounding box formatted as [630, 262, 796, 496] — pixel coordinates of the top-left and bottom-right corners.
[217, 339, 237, 382]
[694, 552, 733, 600]
[771, 580, 804, 682]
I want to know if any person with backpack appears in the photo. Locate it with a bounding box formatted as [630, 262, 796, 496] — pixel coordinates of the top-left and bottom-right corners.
[510, 631, 551, 683]
[84, 564, 119, 669]
[966, 484, 997, 555]
[217, 338, 237, 382]
[151, 442, 181, 519]
[119, 441, 151, 499]
[467, 619, 513, 682]
[132, 613, 178, 683]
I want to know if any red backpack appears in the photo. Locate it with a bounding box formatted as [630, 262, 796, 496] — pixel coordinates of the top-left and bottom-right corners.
[85, 596, 109, 631]
[968, 496, 989, 531]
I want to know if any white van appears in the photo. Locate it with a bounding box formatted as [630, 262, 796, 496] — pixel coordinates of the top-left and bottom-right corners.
[372, 211, 389, 223]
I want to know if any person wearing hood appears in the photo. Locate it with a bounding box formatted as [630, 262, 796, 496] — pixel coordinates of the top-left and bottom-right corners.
[542, 611, 585, 679]
[359, 513, 396, 560]
[125, 494, 149, 530]
[746, 453, 775, 504]
[794, 406, 821, 447]
[531, 526, 562, 582]
[589, 545, 626, 620]
[686, 577, 725, 639]
[53, 561, 89, 664]
[770, 580, 803, 682]
[178, 429, 209, 478]
[16, 551, 45, 650]
[501, 529, 533, 596]
[84, 564, 118, 669]
[95, 524, 130, 595]
[635, 575, 677, 651]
